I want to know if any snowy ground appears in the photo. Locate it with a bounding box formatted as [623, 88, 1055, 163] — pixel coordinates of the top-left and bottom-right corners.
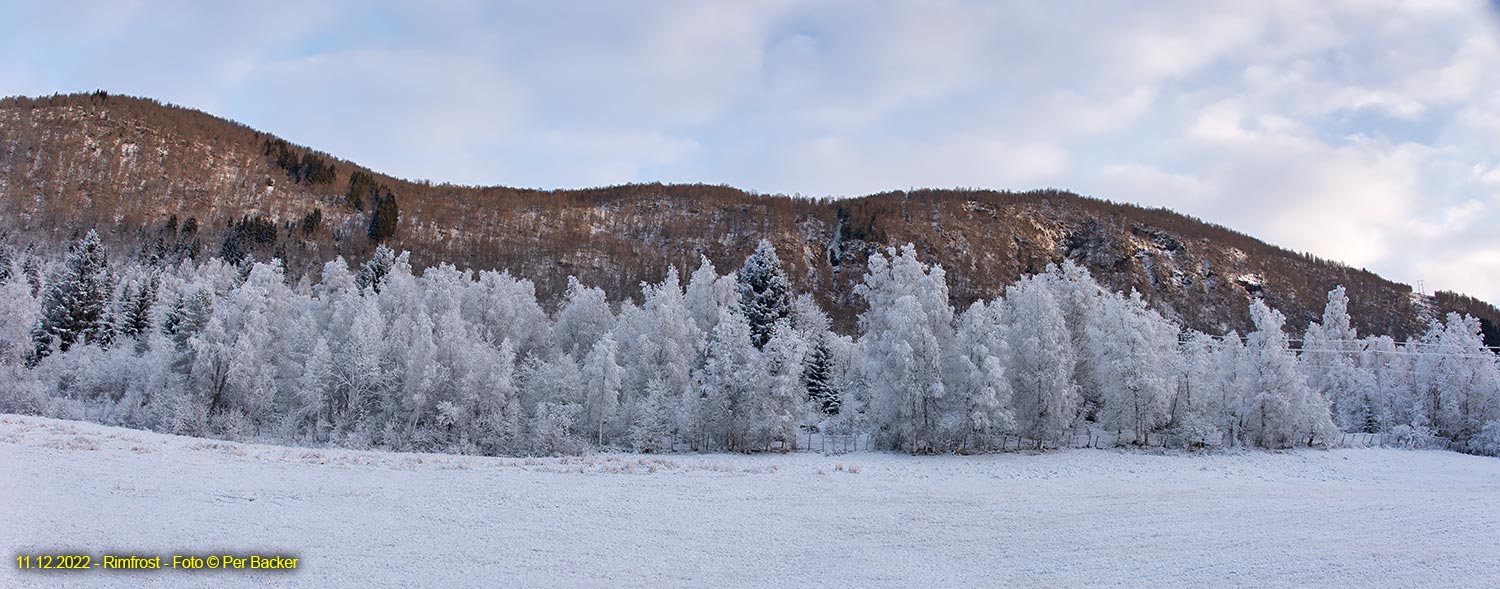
[3, 415, 1499, 588]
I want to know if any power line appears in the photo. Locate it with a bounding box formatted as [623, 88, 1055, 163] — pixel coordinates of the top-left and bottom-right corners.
[1187, 332, 1500, 352]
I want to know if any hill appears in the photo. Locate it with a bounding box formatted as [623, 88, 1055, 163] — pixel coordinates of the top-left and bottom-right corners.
[0, 91, 1493, 340]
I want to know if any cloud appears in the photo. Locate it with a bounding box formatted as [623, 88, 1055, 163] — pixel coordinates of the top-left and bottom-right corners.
[3, 1, 1500, 303]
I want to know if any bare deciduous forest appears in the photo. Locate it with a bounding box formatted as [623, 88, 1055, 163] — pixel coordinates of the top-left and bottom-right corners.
[0, 92, 1494, 341]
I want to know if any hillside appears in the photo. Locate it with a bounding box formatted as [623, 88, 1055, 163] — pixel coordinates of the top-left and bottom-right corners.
[0, 92, 1493, 340]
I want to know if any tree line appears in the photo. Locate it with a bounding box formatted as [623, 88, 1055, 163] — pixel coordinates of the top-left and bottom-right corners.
[1, 230, 1497, 456]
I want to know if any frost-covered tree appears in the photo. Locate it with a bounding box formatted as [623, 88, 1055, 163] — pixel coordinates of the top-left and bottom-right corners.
[468, 339, 524, 454]
[331, 293, 389, 441]
[759, 321, 809, 450]
[161, 288, 213, 350]
[792, 294, 841, 415]
[187, 313, 233, 433]
[632, 377, 676, 452]
[1003, 274, 1078, 446]
[519, 354, 585, 455]
[531, 400, 580, 455]
[0, 274, 40, 368]
[1240, 301, 1335, 448]
[948, 299, 1014, 452]
[1211, 332, 1250, 446]
[737, 239, 792, 349]
[0, 274, 42, 413]
[0, 239, 12, 284]
[1045, 260, 1108, 414]
[465, 269, 552, 359]
[802, 337, 839, 415]
[684, 255, 737, 335]
[115, 271, 160, 342]
[855, 245, 952, 453]
[394, 311, 445, 449]
[693, 304, 761, 451]
[16, 230, 1499, 458]
[581, 333, 622, 445]
[1412, 313, 1500, 446]
[1089, 291, 1178, 445]
[354, 244, 395, 294]
[1361, 335, 1407, 431]
[614, 268, 700, 419]
[1302, 286, 1374, 432]
[30, 230, 115, 363]
[553, 276, 614, 360]
[217, 262, 298, 435]
[295, 337, 334, 441]
[1171, 330, 1223, 446]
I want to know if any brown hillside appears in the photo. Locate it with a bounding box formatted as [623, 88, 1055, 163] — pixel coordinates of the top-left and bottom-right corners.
[1, 92, 1494, 341]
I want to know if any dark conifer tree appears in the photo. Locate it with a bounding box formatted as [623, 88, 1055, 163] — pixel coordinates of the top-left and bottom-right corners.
[802, 338, 840, 415]
[117, 272, 159, 340]
[0, 239, 12, 284]
[368, 193, 399, 242]
[29, 230, 114, 363]
[21, 247, 42, 297]
[161, 289, 212, 350]
[355, 244, 396, 294]
[736, 239, 791, 349]
[219, 231, 247, 266]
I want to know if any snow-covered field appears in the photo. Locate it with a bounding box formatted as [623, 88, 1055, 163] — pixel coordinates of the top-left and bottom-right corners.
[4, 415, 1499, 588]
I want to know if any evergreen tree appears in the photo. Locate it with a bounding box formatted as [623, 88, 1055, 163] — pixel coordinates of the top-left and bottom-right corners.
[162, 289, 213, 350]
[802, 337, 840, 415]
[0, 239, 13, 283]
[737, 239, 792, 349]
[791, 294, 840, 414]
[21, 251, 43, 297]
[368, 193, 400, 242]
[117, 272, 160, 341]
[30, 230, 115, 364]
[355, 244, 396, 294]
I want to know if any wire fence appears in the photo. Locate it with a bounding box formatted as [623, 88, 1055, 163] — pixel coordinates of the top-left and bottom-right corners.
[1327, 431, 1453, 450]
[792, 429, 1454, 454]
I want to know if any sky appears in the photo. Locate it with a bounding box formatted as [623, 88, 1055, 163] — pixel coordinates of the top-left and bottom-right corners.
[4, 1, 1500, 303]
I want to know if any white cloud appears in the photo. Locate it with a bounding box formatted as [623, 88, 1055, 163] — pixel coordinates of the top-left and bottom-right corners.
[4, 0, 1500, 302]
